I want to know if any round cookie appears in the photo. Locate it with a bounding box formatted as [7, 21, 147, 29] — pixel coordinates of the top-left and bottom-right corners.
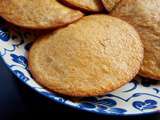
[60, 0, 104, 12]
[29, 15, 144, 97]
[111, 0, 160, 80]
[102, 0, 121, 12]
[0, 0, 83, 29]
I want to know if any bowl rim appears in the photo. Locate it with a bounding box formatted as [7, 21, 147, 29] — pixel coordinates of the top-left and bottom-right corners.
[0, 56, 159, 116]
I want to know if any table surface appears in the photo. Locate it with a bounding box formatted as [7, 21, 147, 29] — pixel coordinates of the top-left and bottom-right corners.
[0, 57, 160, 120]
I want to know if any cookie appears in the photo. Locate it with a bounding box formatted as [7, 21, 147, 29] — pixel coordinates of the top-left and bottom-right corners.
[0, 0, 83, 29]
[29, 15, 143, 97]
[60, 0, 104, 12]
[102, 0, 121, 12]
[111, 0, 160, 80]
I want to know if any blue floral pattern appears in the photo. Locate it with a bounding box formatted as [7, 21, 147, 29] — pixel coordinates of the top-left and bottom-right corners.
[0, 29, 10, 41]
[79, 98, 127, 114]
[0, 18, 160, 116]
[10, 54, 28, 68]
[13, 70, 29, 82]
[96, 98, 117, 107]
[133, 99, 157, 111]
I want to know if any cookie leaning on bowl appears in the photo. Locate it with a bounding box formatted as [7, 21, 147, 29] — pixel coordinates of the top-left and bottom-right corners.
[111, 0, 160, 80]
[29, 15, 144, 97]
[59, 0, 104, 12]
[0, 0, 83, 29]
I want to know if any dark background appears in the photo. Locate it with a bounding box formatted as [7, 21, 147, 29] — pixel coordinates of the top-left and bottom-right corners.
[0, 57, 160, 120]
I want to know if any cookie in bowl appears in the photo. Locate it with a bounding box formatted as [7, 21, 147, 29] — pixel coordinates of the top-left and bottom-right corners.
[0, 0, 83, 29]
[59, 0, 104, 12]
[29, 15, 144, 97]
[111, 0, 160, 80]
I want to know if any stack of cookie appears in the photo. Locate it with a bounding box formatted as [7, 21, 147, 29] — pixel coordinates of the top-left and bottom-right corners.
[0, 0, 159, 97]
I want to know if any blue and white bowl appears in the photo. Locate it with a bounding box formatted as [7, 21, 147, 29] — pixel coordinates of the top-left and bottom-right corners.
[0, 18, 160, 116]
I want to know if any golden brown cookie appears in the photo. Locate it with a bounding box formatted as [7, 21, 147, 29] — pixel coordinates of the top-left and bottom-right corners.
[29, 15, 143, 97]
[102, 0, 121, 12]
[60, 0, 104, 12]
[111, 0, 160, 80]
[0, 0, 83, 29]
